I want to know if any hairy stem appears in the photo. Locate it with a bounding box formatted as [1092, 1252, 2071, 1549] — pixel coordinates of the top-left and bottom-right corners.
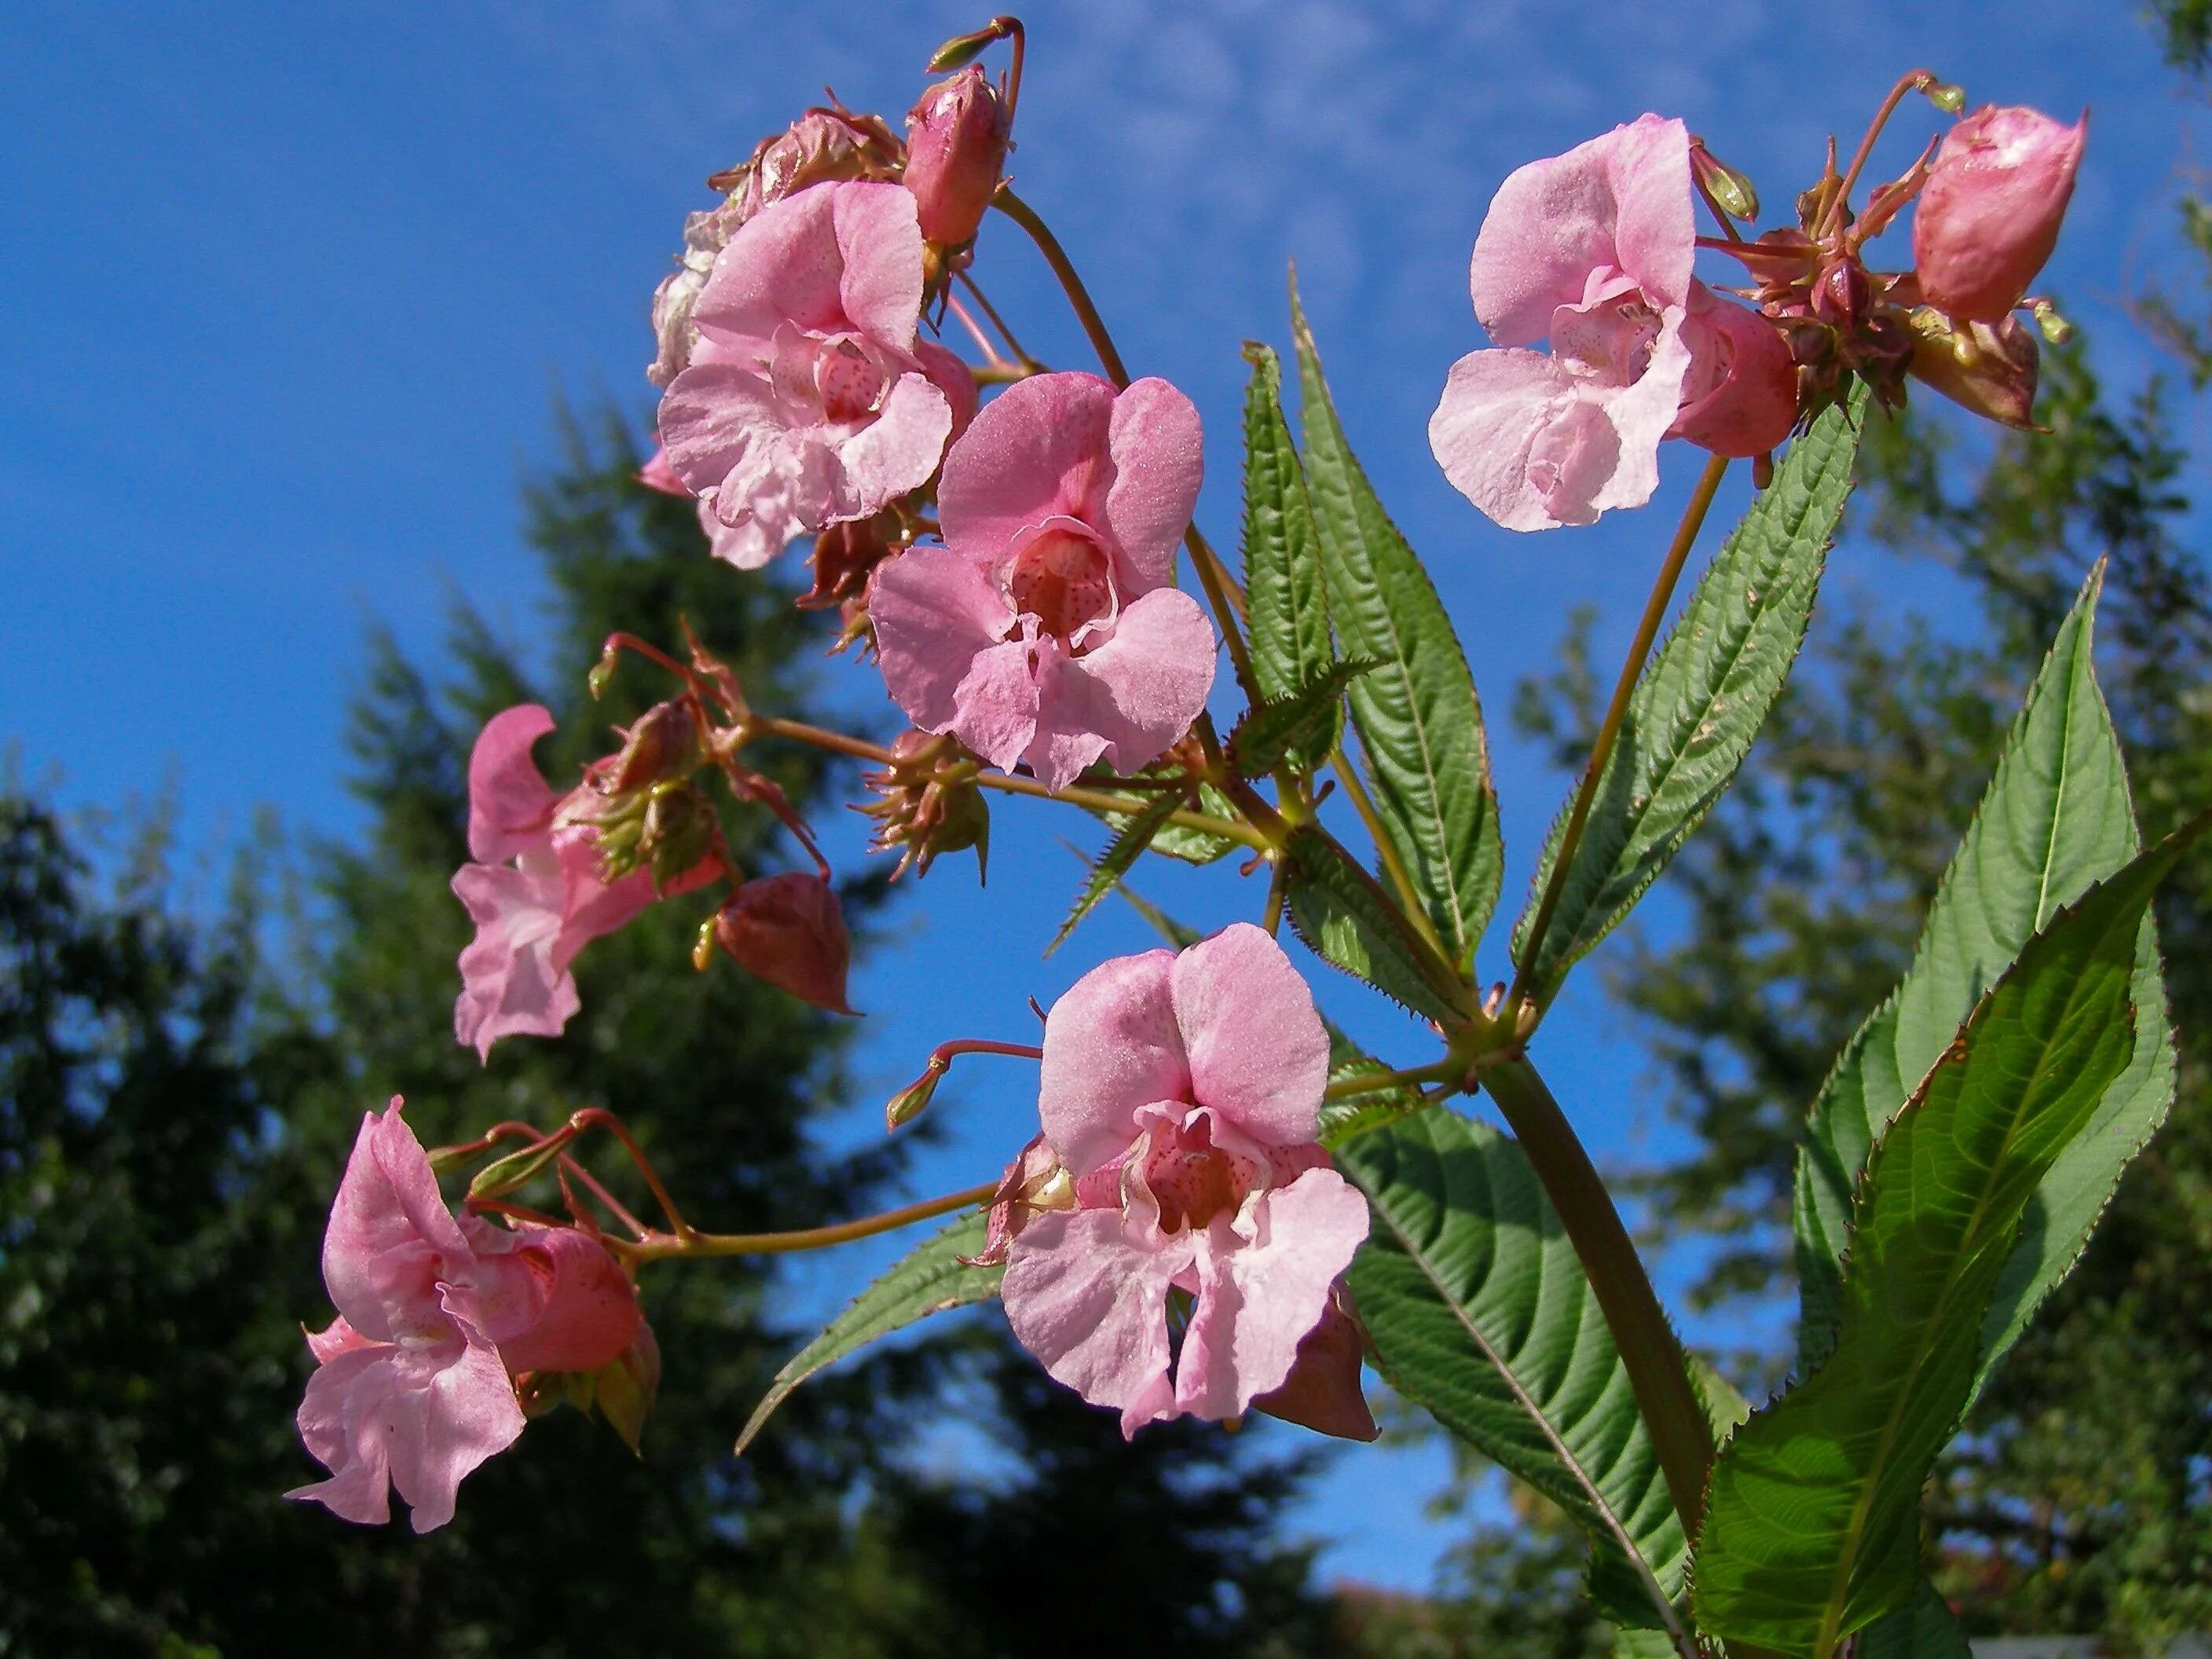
[1509, 453, 1728, 1009]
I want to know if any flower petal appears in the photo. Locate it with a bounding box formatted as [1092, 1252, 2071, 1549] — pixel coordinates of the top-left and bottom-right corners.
[1174, 1169, 1370, 1421]
[320, 1101, 475, 1342]
[1470, 114, 1694, 346]
[1001, 1207, 1189, 1437]
[832, 371, 953, 518]
[1099, 376, 1205, 590]
[938, 371, 1119, 566]
[870, 545, 1035, 767]
[1039, 947, 1190, 1174]
[1027, 588, 1217, 791]
[692, 181, 846, 350]
[831, 180, 925, 350]
[466, 705, 558, 863]
[1169, 922, 1330, 1146]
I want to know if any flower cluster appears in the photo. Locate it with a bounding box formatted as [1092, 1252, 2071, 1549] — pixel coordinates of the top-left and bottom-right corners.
[1434, 84, 2086, 529]
[284, 23, 2093, 1557]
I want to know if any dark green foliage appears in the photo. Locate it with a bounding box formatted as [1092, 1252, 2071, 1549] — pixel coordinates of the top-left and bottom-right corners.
[871, 1329, 1331, 1659]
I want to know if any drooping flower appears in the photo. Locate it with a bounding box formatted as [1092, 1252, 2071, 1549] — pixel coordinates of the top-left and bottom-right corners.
[998, 924, 1371, 1436]
[657, 181, 976, 569]
[870, 371, 1217, 792]
[1430, 115, 1698, 531]
[450, 705, 660, 1060]
[1913, 105, 2087, 324]
[905, 65, 1011, 248]
[288, 1101, 644, 1531]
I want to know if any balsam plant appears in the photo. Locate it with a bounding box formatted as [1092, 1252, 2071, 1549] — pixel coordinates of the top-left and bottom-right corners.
[281, 21, 2185, 1656]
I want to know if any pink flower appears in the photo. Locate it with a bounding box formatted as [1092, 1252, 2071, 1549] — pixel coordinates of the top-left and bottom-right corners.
[656, 181, 976, 569]
[288, 1101, 645, 1530]
[1913, 105, 2087, 324]
[1669, 281, 1800, 459]
[870, 372, 1217, 792]
[1430, 115, 1702, 530]
[998, 925, 1371, 1436]
[905, 65, 1011, 247]
[451, 705, 659, 1060]
[637, 441, 781, 567]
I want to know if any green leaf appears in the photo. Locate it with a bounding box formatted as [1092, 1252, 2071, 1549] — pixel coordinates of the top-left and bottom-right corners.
[1241, 340, 1338, 765]
[1792, 565, 2173, 1397]
[1342, 1106, 1690, 1638]
[1289, 273, 1502, 966]
[1049, 792, 1185, 954]
[1090, 780, 1240, 865]
[1692, 826, 2201, 1655]
[1854, 1582, 1972, 1659]
[734, 1212, 1002, 1455]
[1283, 826, 1470, 1026]
[1509, 390, 1862, 991]
[1228, 657, 1379, 778]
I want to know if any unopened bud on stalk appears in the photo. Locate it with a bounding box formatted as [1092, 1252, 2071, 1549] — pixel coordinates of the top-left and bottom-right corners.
[712, 871, 856, 1014]
[598, 700, 698, 796]
[884, 1059, 947, 1130]
[1924, 79, 1967, 115]
[904, 65, 1012, 248]
[2031, 297, 2073, 345]
[1690, 139, 1760, 222]
[1912, 104, 2087, 323]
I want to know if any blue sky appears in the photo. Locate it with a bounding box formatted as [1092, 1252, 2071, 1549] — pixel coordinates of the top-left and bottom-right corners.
[4, 0, 2203, 1593]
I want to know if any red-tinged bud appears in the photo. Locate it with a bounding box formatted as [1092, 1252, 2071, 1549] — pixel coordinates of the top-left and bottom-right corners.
[1907, 308, 2042, 430]
[713, 871, 856, 1013]
[1913, 105, 2087, 324]
[1812, 258, 1871, 331]
[1673, 284, 1800, 458]
[597, 699, 698, 796]
[904, 66, 1012, 247]
[1251, 1284, 1378, 1442]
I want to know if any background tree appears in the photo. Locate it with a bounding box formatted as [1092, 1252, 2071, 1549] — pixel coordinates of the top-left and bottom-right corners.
[0, 406, 1331, 1657]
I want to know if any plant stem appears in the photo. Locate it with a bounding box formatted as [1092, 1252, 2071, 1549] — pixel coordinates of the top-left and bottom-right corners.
[622, 1182, 999, 1264]
[1186, 525, 1258, 698]
[1481, 1057, 1714, 1536]
[1321, 1060, 1456, 1101]
[956, 270, 1042, 372]
[994, 187, 1130, 388]
[1826, 69, 1936, 240]
[1508, 453, 1728, 1010]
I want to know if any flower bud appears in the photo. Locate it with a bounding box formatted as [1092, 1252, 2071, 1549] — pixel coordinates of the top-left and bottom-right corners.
[884, 1059, 946, 1130]
[1907, 308, 2042, 430]
[903, 66, 1011, 247]
[712, 871, 856, 1013]
[1690, 139, 1760, 222]
[800, 515, 898, 611]
[597, 699, 698, 797]
[1912, 105, 2087, 324]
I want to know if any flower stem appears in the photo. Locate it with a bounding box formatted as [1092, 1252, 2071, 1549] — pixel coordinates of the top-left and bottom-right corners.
[620, 1181, 999, 1263]
[1186, 525, 1258, 698]
[1481, 1057, 1714, 1537]
[1329, 745, 1449, 965]
[957, 270, 1042, 372]
[1320, 1059, 1455, 1101]
[973, 769, 1270, 849]
[993, 186, 1130, 388]
[1508, 452, 1728, 1014]
[1826, 68, 1937, 240]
